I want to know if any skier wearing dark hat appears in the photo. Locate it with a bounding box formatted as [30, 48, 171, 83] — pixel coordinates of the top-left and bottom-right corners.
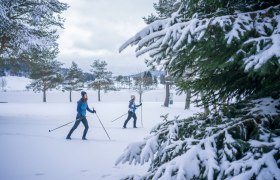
[123, 95, 142, 128]
[66, 91, 96, 140]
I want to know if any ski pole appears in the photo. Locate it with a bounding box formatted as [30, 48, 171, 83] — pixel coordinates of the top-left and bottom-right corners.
[48, 120, 75, 132]
[111, 112, 128, 122]
[95, 113, 111, 140]
[141, 104, 143, 127]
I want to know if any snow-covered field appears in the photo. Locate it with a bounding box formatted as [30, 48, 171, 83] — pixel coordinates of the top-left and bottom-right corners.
[0, 76, 201, 180]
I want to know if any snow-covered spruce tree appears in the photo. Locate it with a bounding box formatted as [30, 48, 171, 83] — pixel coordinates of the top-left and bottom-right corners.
[27, 49, 63, 102]
[0, 0, 68, 59]
[133, 71, 154, 103]
[143, 0, 178, 24]
[62, 61, 84, 102]
[116, 0, 280, 179]
[120, 0, 280, 105]
[88, 60, 114, 102]
[143, 71, 154, 89]
[116, 99, 280, 179]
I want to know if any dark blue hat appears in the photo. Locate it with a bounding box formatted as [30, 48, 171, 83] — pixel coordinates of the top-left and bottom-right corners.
[81, 91, 87, 96]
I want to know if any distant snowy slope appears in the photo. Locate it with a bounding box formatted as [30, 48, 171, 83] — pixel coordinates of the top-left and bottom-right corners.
[2, 76, 31, 91]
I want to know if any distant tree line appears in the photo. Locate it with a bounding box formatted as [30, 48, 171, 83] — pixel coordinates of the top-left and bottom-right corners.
[25, 59, 115, 103]
[0, 55, 168, 103]
[114, 71, 166, 89]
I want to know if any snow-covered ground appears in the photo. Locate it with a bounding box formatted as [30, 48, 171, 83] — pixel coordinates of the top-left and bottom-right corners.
[1, 76, 32, 91]
[0, 76, 201, 180]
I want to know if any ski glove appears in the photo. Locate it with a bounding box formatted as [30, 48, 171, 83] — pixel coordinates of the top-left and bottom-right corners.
[93, 109, 96, 113]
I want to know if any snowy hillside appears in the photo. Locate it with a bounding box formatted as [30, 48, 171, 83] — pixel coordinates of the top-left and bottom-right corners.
[1, 76, 31, 91]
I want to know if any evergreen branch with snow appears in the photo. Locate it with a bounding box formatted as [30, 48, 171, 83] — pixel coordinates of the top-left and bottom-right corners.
[117, 1, 280, 179]
[0, 0, 68, 59]
[119, 0, 280, 107]
[120, 3, 280, 72]
[116, 98, 280, 180]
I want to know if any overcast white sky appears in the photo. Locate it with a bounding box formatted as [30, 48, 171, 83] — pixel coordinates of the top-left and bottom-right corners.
[57, 0, 157, 75]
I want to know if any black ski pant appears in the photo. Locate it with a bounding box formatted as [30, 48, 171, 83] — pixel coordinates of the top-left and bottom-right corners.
[123, 111, 137, 128]
[67, 117, 89, 139]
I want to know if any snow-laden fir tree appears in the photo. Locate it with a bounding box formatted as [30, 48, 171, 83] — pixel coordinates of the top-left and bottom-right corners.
[0, 0, 68, 60]
[133, 71, 155, 103]
[88, 60, 114, 102]
[116, 99, 280, 180]
[116, 0, 280, 179]
[27, 49, 63, 102]
[120, 0, 280, 103]
[143, 71, 154, 88]
[62, 61, 84, 102]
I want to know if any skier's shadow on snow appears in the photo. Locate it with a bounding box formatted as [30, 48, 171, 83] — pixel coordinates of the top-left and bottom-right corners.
[34, 173, 45, 176]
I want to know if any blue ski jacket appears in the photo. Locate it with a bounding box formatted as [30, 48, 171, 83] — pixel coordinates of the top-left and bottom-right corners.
[76, 99, 95, 119]
[128, 99, 142, 113]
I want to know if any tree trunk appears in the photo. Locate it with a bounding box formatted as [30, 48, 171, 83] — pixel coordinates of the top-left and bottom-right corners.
[164, 81, 170, 107]
[200, 91, 209, 116]
[43, 90, 47, 102]
[139, 92, 142, 104]
[69, 90, 72, 103]
[98, 88, 101, 102]
[185, 89, 191, 109]
[129, 77, 131, 90]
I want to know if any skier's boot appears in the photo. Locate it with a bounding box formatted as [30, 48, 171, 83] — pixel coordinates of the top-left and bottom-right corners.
[66, 136, 71, 140]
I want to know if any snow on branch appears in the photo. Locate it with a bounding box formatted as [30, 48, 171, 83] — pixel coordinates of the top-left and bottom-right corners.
[248, 98, 280, 116]
[116, 98, 280, 179]
[115, 141, 146, 165]
[226, 149, 280, 180]
[243, 33, 280, 70]
[119, 4, 280, 71]
[0, 0, 68, 59]
[119, 19, 169, 53]
[140, 135, 159, 165]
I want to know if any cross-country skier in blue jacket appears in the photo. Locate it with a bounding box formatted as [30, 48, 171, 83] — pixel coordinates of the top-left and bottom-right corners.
[66, 91, 96, 140]
[123, 95, 142, 128]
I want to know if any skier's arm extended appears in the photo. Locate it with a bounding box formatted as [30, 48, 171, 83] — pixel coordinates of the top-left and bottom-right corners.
[135, 103, 142, 107]
[87, 104, 96, 113]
